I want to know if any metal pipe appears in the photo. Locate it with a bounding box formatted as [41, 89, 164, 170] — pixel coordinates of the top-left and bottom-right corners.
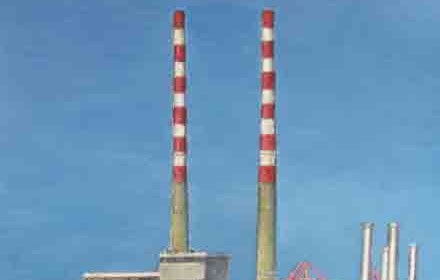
[387, 222, 399, 280]
[360, 222, 374, 280]
[408, 244, 418, 280]
[256, 9, 277, 280]
[381, 246, 389, 280]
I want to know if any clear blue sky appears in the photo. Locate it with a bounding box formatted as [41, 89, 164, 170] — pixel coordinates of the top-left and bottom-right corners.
[1, 1, 439, 280]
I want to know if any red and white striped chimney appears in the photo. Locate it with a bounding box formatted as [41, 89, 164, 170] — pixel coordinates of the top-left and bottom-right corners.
[259, 10, 276, 184]
[169, 10, 189, 253]
[172, 10, 187, 183]
[256, 9, 277, 280]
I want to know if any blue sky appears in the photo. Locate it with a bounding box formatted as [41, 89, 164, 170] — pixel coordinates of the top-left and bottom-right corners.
[1, 1, 439, 280]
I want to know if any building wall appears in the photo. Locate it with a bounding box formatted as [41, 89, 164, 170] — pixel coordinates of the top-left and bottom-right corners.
[160, 261, 206, 280]
[206, 257, 229, 280]
[159, 252, 229, 280]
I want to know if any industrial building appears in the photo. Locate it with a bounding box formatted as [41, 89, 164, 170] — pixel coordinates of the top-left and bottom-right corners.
[82, 10, 419, 280]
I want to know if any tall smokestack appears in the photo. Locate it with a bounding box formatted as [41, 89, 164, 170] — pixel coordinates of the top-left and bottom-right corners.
[381, 246, 389, 280]
[408, 244, 418, 280]
[256, 9, 277, 280]
[169, 10, 189, 253]
[360, 223, 374, 280]
[387, 223, 399, 280]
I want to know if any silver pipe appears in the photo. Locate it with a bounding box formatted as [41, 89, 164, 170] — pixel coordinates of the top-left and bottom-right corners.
[408, 244, 418, 280]
[381, 246, 389, 280]
[360, 222, 374, 280]
[387, 222, 399, 280]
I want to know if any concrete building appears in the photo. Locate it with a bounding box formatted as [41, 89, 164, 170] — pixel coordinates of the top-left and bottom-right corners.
[83, 252, 229, 280]
[159, 252, 229, 280]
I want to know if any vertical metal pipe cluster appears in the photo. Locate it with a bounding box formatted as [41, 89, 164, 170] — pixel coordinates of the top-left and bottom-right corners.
[360, 223, 419, 280]
[256, 9, 277, 280]
[169, 10, 189, 253]
[408, 244, 418, 280]
[360, 223, 374, 280]
[387, 223, 399, 280]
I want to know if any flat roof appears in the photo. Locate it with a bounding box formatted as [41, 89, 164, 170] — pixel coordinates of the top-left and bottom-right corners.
[160, 251, 230, 258]
[83, 271, 160, 279]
